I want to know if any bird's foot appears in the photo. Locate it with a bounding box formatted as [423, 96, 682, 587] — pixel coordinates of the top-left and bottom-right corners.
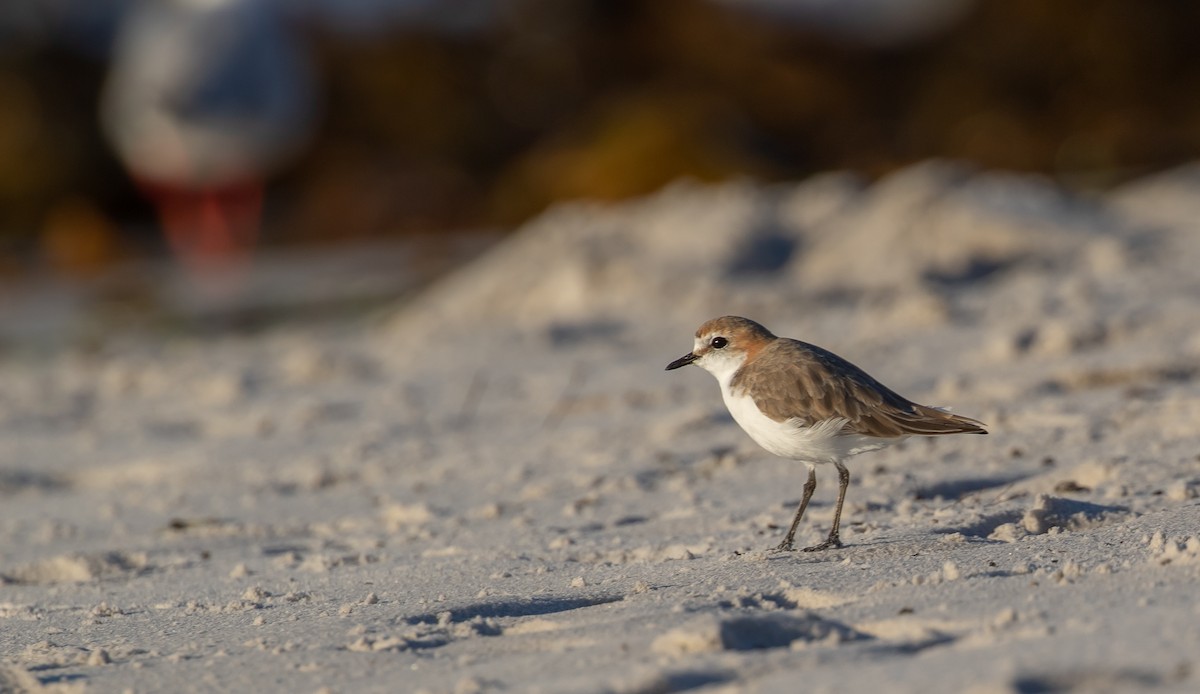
[771, 538, 796, 552]
[801, 535, 843, 553]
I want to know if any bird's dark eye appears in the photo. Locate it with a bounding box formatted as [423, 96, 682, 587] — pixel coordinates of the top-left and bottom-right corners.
[711, 336, 728, 349]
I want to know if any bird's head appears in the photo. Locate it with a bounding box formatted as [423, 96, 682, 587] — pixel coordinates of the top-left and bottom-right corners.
[665, 316, 776, 382]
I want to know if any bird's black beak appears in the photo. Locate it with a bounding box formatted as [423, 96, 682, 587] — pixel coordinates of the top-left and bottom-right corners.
[665, 353, 697, 370]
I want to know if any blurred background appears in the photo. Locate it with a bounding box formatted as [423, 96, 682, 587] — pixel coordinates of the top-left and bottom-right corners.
[2, 0, 1199, 340]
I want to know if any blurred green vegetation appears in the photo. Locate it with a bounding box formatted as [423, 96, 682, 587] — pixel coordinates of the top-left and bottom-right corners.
[2, 0, 1200, 277]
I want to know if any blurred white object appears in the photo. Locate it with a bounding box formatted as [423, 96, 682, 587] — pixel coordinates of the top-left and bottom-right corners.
[100, 0, 316, 187]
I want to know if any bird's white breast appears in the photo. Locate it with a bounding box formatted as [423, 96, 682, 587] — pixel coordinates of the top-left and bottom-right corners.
[717, 372, 897, 464]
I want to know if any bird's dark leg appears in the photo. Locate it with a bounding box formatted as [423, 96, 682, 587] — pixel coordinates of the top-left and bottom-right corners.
[803, 462, 849, 552]
[773, 467, 817, 552]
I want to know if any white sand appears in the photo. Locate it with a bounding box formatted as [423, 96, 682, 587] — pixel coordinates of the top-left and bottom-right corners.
[2, 161, 1199, 693]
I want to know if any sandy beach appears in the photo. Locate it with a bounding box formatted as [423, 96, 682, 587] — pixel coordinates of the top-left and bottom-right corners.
[2, 161, 1200, 693]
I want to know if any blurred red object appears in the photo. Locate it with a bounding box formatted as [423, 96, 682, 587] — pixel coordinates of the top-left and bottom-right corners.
[137, 177, 264, 288]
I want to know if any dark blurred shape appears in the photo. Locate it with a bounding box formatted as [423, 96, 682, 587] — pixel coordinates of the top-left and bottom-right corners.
[488, 89, 762, 224]
[725, 232, 798, 278]
[709, 0, 976, 46]
[0, 52, 121, 262]
[300, 0, 498, 35]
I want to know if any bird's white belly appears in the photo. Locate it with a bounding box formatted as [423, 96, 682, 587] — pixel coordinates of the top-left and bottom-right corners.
[720, 389, 898, 464]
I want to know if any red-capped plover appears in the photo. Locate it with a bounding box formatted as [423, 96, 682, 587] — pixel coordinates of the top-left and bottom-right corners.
[666, 316, 987, 552]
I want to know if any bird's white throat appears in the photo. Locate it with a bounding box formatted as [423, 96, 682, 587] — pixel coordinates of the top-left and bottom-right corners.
[693, 344, 746, 388]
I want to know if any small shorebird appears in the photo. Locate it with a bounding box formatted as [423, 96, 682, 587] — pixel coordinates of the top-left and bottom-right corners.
[666, 316, 986, 552]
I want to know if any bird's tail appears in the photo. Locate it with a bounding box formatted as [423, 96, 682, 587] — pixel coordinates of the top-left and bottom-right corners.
[905, 406, 988, 436]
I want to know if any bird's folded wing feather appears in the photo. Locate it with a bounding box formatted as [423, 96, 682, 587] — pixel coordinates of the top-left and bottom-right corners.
[732, 340, 987, 438]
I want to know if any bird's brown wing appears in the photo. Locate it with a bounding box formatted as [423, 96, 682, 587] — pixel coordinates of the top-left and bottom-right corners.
[730, 339, 987, 438]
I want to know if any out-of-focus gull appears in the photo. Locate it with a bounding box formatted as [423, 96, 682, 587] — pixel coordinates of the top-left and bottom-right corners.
[100, 0, 316, 287]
